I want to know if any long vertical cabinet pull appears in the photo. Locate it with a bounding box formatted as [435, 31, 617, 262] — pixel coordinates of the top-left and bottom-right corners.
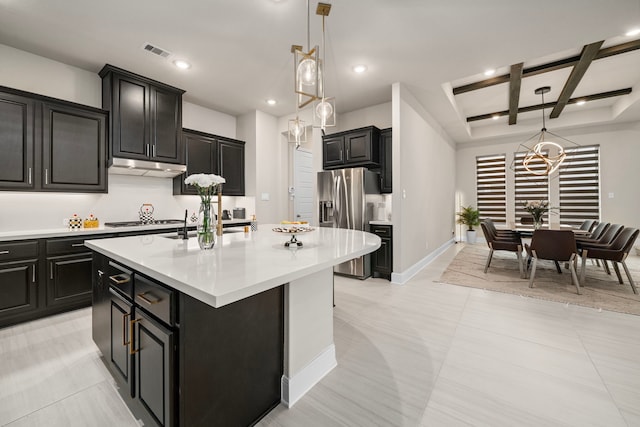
[45, 169, 48, 184]
[129, 318, 141, 355]
[50, 261, 53, 280]
[32, 264, 36, 283]
[122, 313, 130, 346]
[28, 168, 32, 184]
[152, 144, 156, 157]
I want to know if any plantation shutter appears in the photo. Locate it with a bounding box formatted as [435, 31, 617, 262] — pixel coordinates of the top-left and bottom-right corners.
[476, 154, 506, 223]
[513, 150, 549, 224]
[559, 145, 600, 228]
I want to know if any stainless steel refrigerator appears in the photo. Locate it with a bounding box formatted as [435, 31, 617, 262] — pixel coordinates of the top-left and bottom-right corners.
[317, 167, 380, 279]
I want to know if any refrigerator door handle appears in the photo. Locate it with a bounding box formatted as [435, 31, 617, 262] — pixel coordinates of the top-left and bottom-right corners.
[334, 175, 340, 227]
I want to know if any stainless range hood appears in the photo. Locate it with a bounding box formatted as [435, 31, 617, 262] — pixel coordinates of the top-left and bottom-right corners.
[108, 158, 187, 178]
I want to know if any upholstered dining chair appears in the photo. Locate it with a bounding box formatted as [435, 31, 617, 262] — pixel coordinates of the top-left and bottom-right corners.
[480, 222, 524, 278]
[483, 218, 520, 238]
[579, 227, 639, 294]
[576, 223, 623, 274]
[525, 230, 581, 295]
[579, 219, 597, 232]
[578, 222, 609, 242]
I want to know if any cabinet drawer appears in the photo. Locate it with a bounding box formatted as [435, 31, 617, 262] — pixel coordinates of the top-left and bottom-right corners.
[134, 275, 175, 326]
[370, 225, 392, 238]
[46, 237, 90, 255]
[0, 240, 39, 261]
[107, 261, 134, 300]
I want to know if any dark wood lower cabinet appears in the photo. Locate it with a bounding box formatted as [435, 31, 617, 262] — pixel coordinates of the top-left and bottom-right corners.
[46, 253, 93, 307]
[0, 260, 38, 319]
[135, 309, 175, 427]
[371, 224, 393, 280]
[92, 252, 283, 427]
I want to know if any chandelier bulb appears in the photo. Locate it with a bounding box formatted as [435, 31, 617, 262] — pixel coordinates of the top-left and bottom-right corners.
[297, 58, 317, 86]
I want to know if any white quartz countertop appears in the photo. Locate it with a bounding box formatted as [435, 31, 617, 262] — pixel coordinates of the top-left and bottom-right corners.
[0, 219, 250, 242]
[369, 220, 393, 226]
[85, 225, 380, 308]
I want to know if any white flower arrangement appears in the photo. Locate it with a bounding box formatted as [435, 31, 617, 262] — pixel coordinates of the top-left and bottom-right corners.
[184, 173, 226, 201]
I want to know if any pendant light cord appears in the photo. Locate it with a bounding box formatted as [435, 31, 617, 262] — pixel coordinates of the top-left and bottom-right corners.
[541, 91, 547, 131]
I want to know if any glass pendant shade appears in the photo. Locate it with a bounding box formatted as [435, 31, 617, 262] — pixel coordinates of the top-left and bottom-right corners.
[293, 46, 320, 108]
[288, 116, 307, 146]
[313, 97, 336, 129]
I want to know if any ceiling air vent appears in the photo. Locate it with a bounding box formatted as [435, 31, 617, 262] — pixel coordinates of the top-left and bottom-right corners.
[142, 43, 172, 58]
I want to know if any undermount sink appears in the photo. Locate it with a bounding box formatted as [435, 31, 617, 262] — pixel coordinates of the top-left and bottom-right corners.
[162, 229, 243, 240]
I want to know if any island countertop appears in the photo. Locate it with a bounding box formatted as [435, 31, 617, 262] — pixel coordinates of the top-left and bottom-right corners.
[85, 225, 380, 308]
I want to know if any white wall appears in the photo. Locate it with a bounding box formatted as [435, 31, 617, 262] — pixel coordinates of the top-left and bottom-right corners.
[334, 102, 392, 133]
[0, 44, 254, 231]
[455, 121, 640, 240]
[393, 83, 457, 276]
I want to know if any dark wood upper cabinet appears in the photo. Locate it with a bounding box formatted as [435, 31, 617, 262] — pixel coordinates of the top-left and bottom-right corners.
[0, 91, 35, 190]
[41, 102, 107, 192]
[218, 138, 245, 196]
[322, 126, 380, 170]
[174, 129, 244, 196]
[379, 128, 392, 193]
[100, 64, 184, 164]
[0, 86, 107, 193]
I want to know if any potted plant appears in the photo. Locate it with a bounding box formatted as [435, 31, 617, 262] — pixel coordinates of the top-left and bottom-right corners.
[457, 205, 480, 244]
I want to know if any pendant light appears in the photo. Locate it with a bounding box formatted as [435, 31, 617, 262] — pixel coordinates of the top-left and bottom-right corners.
[312, 2, 335, 133]
[292, 0, 320, 109]
[521, 87, 567, 176]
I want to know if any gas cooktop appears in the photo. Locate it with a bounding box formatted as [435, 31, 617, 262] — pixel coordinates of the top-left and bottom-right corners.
[104, 219, 185, 228]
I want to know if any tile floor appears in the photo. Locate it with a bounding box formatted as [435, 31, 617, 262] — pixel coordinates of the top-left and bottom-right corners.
[1, 243, 639, 426]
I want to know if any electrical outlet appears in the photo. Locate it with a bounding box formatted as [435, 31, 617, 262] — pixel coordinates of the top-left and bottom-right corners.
[62, 218, 68, 226]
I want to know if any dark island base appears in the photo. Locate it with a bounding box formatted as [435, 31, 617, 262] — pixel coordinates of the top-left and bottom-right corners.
[179, 288, 284, 427]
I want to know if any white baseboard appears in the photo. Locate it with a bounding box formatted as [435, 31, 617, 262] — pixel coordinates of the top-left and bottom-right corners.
[281, 344, 337, 408]
[391, 238, 455, 285]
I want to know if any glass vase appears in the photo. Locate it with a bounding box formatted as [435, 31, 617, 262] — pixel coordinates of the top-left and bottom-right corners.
[197, 201, 215, 250]
[533, 216, 543, 230]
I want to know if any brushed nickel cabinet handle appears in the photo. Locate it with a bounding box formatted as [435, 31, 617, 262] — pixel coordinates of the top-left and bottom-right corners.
[45, 169, 48, 184]
[28, 167, 32, 184]
[152, 144, 156, 157]
[137, 292, 161, 305]
[0, 250, 9, 255]
[71, 243, 84, 247]
[50, 261, 53, 280]
[32, 264, 36, 283]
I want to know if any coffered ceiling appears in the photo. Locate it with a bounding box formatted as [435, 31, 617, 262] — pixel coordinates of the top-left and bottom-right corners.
[0, 0, 639, 144]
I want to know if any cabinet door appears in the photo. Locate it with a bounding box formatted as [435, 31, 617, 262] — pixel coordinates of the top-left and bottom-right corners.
[380, 128, 392, 193]
[0, 260, 38, 322]
[372, 238, 392, 274]
[41, 102, 107, 192]
[218, 140, 245, 196]
[322, 135, 344, 169]
[110, 291, 133, 392]
[345, 129, 373, 164]
[0, 91, 35, 189]
[46, 253, 93, 307]
[175, 131, 217, 195]
[112, 76, 149, 159]
[151, 87, 182, 163]
[134, 310, 175, 427]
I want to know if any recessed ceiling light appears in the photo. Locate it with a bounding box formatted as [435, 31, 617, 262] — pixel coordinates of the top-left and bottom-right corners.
[484, 69, 496, 76]
[492, 114, 500, 120]
[576, 100, 587, 106]
[266, 99, 277, 106]
[626, 28, 640, 37]
[352, 65, 367, 73]
[173, 60, 191, 70]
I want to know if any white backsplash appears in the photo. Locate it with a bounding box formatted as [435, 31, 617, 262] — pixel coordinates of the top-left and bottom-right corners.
[0, 174, 255, 232]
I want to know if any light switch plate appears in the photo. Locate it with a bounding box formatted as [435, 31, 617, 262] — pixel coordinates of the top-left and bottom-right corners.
[261, 192, 270, 201]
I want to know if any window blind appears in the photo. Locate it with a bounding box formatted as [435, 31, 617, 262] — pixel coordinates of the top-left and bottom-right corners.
[476, 154, 506, 223]
[513, 150, 549, 224]
[559, 145, 600, 228]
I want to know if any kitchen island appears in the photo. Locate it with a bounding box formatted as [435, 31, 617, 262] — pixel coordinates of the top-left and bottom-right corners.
[86, 226, 380, 426]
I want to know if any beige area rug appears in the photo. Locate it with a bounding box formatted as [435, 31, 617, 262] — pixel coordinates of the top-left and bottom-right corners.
[438, 244, 640, 315]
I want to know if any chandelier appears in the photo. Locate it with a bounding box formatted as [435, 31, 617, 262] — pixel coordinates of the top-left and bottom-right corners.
[521, 86, 568, 176]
